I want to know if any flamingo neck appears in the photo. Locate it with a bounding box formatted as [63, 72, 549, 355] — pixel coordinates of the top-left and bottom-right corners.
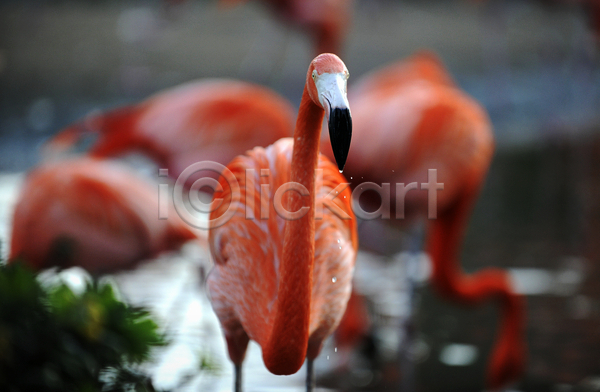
[427, 195, 472, 297]
[262, 86, 323, 375]
[315, 25, 342, 56]
[89, 107, 151, 159]
[427, 187, 525, 388]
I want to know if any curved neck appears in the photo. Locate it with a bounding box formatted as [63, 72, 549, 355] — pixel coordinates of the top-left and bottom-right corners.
[427, 190, 474, 298]
[427, 185, 512, 303]
[262, 86, 323, 375]
[89, 106, 149, 159]
[427, 186, 525, 388]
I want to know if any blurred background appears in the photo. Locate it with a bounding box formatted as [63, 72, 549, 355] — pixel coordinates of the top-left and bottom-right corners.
[1, 0, 600, 391]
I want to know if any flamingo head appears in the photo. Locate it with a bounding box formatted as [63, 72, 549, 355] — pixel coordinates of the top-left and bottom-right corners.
[307, 53, 352, 171]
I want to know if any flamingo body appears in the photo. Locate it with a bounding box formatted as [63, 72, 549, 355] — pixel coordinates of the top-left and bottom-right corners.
[324, 52, 494, 216]
[208, 138, 357, 372]
[47, 80, 295, 181]
[9, 158, 196, 274]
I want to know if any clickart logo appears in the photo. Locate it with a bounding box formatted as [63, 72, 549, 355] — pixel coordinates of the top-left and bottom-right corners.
[158, 162, 444, 229]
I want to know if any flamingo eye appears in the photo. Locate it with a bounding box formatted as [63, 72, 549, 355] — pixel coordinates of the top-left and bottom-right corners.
[312, 70, 317, 80]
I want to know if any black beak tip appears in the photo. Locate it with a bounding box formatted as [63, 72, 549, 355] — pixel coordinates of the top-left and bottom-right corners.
[328, 107, 352, 172]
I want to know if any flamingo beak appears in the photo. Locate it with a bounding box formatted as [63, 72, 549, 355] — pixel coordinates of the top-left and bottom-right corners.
[317, 72, 352, 172]
[327, 106, 352, 172]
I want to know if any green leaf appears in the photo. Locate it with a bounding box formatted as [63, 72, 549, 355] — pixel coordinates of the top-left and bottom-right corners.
[0, 262, 165, 392]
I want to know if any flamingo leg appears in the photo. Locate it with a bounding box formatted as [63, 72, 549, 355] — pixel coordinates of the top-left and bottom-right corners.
[428, 187, 526, 389]
[398, 219, 426, 391]
[234, 363, 242, 392]
[306, 358, 315, 392]
[225, 331, 248, 392]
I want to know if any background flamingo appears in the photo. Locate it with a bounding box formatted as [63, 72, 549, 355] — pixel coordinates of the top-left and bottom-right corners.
[321, 52, 526, 389]
[9, 158, 196, 274]
[332, 290, 372, 371]
[219, 0, 352, 54]
[44, 79, 295, 185]
[207, 53, 356, 392]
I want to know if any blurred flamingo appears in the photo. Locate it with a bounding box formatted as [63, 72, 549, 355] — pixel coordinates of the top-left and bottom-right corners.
[44, 79, 295, 185]
[207, 53, 356, 392]
[333, 290, 371, 370]
[321, 52, 526, 389]
[220, 0, 352, 54]
[9, 158, 197, 275]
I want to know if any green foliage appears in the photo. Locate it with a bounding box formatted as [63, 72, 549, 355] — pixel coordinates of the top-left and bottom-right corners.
[198, 351, 221, 374]
[0, 262, 166, 392]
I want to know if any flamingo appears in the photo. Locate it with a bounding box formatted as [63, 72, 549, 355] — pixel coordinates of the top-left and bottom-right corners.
[44, 79, 295, 185]
[332, 289, 371, 370]
[219, 0, 352, 54]
[207, 53, 356, 392]
[321, 52, 526, 389]
[8, 158, 196, 274]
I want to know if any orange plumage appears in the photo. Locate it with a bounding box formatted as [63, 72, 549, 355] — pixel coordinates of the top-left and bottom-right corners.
[208, 139, 357, 365]
[9, 158, 196, 274]
[322, 52, 526, 389]
[45, 80, 295, 182]
[327, 52, 494, 216]
[207, 54, 356, 391]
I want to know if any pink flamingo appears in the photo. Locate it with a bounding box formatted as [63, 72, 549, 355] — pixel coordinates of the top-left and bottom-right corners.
[44, 79, 295, 185]
[207, 53, 356, 392]
[322, 52, 526, 389]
